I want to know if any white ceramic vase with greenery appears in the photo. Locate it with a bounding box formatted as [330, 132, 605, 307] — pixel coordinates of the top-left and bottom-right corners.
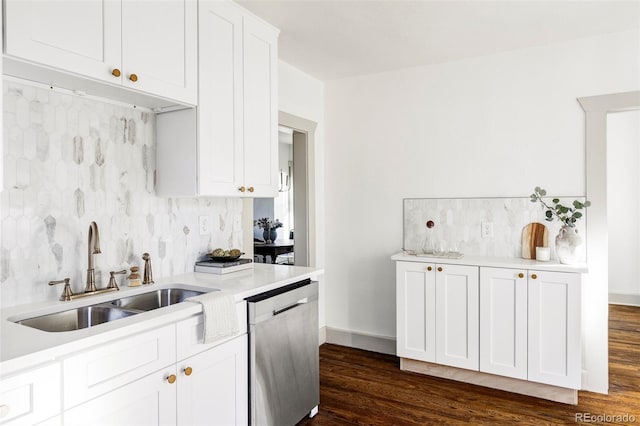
[530, 187, 591, 265]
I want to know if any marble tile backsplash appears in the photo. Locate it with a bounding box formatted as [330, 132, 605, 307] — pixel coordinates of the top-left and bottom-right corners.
[1, 81, 242, 308]
[404, 197, 587, 260]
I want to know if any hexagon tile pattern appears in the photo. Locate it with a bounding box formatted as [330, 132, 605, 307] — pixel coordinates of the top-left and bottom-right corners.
[1, 81, 243, 308]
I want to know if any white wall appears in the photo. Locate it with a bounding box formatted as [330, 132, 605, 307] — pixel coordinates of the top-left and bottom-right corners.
[278, 60, 325, 326]
[324, 30, 640, 390]
[608, 110, 640, 300]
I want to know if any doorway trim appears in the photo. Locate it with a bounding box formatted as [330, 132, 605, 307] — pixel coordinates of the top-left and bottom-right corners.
[578, 90, 640, 394]
[278, 111, 318, 267]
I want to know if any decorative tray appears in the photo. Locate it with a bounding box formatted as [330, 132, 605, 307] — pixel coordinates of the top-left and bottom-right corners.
[207, 254, 243, 262]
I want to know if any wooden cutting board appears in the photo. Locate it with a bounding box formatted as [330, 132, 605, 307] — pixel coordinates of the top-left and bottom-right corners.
[521, 223, 549, 259]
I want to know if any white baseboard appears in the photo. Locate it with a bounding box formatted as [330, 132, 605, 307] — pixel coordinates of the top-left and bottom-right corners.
[319, 326, 327, 345]
[324, 326, 396, 355]
[609, 293, 640, 306]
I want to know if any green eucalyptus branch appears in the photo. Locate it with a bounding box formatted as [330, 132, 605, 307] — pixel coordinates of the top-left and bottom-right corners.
[530, 187, 591, 228]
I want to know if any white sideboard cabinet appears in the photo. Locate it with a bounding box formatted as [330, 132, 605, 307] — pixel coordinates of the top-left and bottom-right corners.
[156, 1, 279, 198]
[3, 0, 197, 106]
[396, 262, 479, 370]
[394, 254, 584, 403]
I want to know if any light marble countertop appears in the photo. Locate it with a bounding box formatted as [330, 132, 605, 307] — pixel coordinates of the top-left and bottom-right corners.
[391, 252, 588, 273]
[0, 263, 323, 376]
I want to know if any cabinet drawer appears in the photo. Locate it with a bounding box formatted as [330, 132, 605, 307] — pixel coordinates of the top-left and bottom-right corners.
[0, 363, 60, 426]
[63, 324, 176, 409]
[176, 301, 247, 360]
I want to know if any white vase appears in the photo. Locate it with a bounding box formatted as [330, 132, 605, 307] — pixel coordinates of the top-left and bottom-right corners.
[555, 226, 582, 264]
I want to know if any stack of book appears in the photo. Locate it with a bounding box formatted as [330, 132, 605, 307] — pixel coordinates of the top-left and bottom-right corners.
[194, 258, 253, 275]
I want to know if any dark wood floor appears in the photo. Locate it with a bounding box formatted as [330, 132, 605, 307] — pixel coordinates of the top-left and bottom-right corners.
[299, 305, 640, 425]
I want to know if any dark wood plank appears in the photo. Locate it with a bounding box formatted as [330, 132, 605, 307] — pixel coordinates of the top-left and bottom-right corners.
[298, 305, 640, 425]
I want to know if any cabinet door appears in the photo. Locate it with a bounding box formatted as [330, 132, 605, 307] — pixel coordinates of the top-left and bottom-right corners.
[121, 0, 197, 104]
[63, 324, 176, 409]
[435, 264, 479, 370]
[242, 14, 279, 198]
[396, 261, 436, 362]
[197, 0, 244, 196]
[64, 369, 177, 426]
[4, 0, 121, 83]
[479, 267, 527, 379]
[528, 270, 581, 389]
[177, 335, 248, 426]
[0, 363, 60, 426]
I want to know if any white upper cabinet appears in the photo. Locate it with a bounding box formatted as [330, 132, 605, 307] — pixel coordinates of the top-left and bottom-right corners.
[4, 0, 121, 83]
[120, 0, 197, 104]
[4, 0, 197, 105]
[157, 1, 279, 198]
[241, 14, 279, 197]
[197, 0, 245, 196]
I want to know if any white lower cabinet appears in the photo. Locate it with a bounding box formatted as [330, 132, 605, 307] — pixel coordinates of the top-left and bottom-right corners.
[59, 310, 248, 425]
[64, 369, 177, 426]
[63, 324, 176, 410]
[177, 335, 248, 426]
[396, 260, 582, 390]
[0, 363, 60, 426]
[396, 261, 436, 362]
[63, 334, 248, 426]
[528, 270, 581, 389]
[396, 261, 479, 370]
[479, 267, 528, 379]
[435, 264, 479, 371]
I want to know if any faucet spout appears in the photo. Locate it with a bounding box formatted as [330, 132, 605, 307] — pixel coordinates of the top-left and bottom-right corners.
[86, 221, 101, 292]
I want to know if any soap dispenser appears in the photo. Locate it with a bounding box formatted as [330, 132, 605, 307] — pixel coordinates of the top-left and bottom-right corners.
[128, 266, 142, 287]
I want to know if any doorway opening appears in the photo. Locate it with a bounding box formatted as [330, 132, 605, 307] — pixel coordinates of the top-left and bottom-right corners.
[253, 112, 317, 267]
[578, 90, 640, 394]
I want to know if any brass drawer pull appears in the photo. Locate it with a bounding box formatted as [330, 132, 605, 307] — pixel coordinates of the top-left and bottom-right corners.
[166, 374, 177, 384]
[427, 266, 432, 271]
[518, 273, 524, 279]
[437, 267, 443, 272]
[183, 367, 193, 376]
[111, 68, 121, 77]
[129, 73, 138, 82]
[531, 274, 538, 280]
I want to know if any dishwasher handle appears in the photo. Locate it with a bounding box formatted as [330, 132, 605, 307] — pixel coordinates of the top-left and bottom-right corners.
[273, 298, 308, 316]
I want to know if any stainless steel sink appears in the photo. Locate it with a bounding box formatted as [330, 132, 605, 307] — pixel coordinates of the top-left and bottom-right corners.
[13, 287, 212, 332]
[110, 288, 207, 311]
[16, 305, 138, 332]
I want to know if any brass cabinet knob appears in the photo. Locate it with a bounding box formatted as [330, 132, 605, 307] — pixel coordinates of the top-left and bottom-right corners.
[427, 266, 432, 271]
[531, 274, 538, 280]
[238, 186, 246, 193]
[248, 186, 255, 193]
[111, 68, 121, 77]
[437, 267, 443, 272]
[183, 367, 193, 376]
[166, 374, 177, 384]
[129, 73, 138, 82]
[518, 273, 524, 279]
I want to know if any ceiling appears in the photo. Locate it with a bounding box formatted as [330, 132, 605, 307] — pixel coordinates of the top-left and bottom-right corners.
[237, 0, 640, 81]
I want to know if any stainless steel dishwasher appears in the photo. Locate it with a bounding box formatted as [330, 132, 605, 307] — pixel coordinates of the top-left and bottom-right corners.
[246, 279, 319, 426]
